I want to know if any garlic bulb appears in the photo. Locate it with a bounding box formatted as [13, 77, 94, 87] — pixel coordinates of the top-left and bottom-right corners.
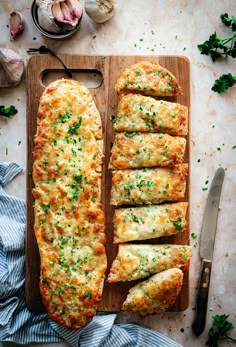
[85, 0, 115, 23]
[37, 0, 62, 33]
[0, 48, 24, 88]
[10, 11, 24, 39]
[36, 0, 83, 33]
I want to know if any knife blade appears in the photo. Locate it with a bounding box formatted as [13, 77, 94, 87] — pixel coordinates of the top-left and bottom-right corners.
[192, 167, 225, 336]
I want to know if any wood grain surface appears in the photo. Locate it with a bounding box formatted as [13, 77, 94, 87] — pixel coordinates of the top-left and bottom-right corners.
[26, 54, 190, 313]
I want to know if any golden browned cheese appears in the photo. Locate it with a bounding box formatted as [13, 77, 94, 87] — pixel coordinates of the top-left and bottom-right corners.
[121, 268, 183, 316]
[113, 93, 188, 135]
[113, 202, 188, 243]
[110, 164, 188, 206]
[32, 79, 107, 329]
[107, 244, 192, 283]
[115, 61, 183, 96]
[109, 133, 186, 169]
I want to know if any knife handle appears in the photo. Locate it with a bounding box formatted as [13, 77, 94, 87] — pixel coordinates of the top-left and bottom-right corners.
[192, 259, 212, 336]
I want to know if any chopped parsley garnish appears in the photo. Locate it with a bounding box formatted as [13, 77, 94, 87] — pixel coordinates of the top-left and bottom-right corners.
[68, 116, 82, 134]
[174, 222, 182, 230]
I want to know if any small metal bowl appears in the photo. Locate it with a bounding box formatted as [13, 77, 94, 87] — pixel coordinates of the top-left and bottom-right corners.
[31, 0, 82, 40]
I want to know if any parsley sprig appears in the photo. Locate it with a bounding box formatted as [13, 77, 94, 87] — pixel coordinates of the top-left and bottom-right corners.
[198, 13, 236, 93]
[0, 105, 18, 118]
[212, 73, 236, 93]
[220, 13, 236, 31]
[206, 314, 236, 346]
[198, 31, 236, 62]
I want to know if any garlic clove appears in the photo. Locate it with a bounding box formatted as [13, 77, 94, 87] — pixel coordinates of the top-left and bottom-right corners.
[52, 0, 83, 26]
[10, 11, 24, 39]
[0, 48, 24, 88]
[67, 0, 83, 19]
[37, 6, 62, 33]
[61, 2, 73, 22]
[85, 0, 115, 24]
[51, 1, 65, 23]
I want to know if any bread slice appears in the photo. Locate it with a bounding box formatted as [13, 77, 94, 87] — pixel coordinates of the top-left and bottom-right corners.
[113, 202, 188, 243]
[122, 268, 183, 316]
[115, 61, 182, 96]
[113, 93, 188, 136]
[107, 244, 192, 283]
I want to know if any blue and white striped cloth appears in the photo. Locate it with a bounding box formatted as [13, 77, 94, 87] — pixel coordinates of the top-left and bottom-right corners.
[0, 162, 183, 347]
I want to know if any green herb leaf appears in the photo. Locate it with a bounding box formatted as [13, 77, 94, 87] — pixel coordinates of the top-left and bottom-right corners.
[0, 105, 18, 118]
[212, 73, 236, 93]
[68, 116, 82, 134]
[207, 314, 236, 346]
[198, 30, 236, 61]
[221, 13, 236, 31]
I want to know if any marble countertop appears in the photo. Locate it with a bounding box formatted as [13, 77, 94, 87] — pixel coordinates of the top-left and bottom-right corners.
[0, 1, 236, 346]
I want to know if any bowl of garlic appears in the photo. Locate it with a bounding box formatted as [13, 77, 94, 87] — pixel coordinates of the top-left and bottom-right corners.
[31, 0, 83, 39]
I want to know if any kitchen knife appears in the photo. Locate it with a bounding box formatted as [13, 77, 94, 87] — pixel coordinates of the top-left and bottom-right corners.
[192, 167, 225, 336]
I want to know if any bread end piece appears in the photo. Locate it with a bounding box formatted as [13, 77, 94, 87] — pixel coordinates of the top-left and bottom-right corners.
[121, 268, 184, 316]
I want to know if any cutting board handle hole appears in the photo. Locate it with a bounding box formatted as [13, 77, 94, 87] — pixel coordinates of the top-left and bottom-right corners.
[41, 69, 103, 89]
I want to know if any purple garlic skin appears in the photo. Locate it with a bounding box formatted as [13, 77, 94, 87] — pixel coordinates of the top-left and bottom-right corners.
[0, 48, 24, 87]
[10, 11, 24, 39]
[52, 0, 83, 26]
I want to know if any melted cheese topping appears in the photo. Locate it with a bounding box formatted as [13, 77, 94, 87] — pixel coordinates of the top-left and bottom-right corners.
[33, 79, 106, 329]
[110, 133, 186, 169]
[107, 244, 192, 283]
[113, 93, 188, 135]
[121, 268, 183, 316]
[113, 202, 188, 243]
[115, 61, 182, 96]
[110, 164, 188, 206]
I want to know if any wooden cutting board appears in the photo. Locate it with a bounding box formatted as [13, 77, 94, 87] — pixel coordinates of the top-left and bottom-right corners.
[26, 54, 190, 313]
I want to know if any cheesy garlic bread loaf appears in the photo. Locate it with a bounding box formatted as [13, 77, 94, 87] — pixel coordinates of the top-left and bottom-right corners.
[33, 79, 106, 329]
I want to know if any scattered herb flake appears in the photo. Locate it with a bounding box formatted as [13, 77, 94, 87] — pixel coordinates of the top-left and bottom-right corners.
[0, 105, 18, 118]
[191, 233, 197, 239]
